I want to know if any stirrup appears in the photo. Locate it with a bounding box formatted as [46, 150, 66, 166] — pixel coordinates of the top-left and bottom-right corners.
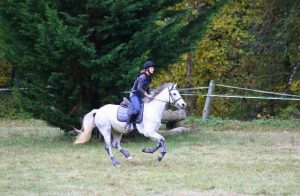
[124, 123, 131, 130]
[125, 123, 137, 132]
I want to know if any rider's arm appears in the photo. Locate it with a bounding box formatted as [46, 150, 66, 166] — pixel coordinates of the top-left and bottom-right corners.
[136, 74, 152, 98]
[136, 74, 147, 96]
[145, 87, 151, 97]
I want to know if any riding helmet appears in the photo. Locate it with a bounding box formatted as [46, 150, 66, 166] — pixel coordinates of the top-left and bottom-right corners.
[143, 60, 155, 69]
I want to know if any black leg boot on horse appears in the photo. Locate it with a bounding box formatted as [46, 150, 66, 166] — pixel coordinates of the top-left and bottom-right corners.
[125, 113, 138, 132]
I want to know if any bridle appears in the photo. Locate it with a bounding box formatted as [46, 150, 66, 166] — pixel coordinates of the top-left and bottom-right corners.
[168, 84, 183, 105]
[149, 84, 183, 106]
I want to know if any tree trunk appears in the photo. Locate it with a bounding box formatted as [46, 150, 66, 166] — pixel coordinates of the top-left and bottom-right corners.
[283, 45, 300, 93]
[162, 109, 187, 129]
[162, 109, 187, 121]
[186, 52, 196, 115]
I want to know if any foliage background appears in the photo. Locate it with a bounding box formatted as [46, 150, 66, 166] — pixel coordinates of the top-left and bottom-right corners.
[0, 0, 299, 129]
[153, 0, 300, 119]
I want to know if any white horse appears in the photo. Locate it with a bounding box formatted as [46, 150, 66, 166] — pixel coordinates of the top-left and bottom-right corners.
[74, 83, 186, 166]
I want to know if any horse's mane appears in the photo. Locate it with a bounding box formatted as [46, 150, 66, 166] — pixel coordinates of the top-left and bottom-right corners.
[145, 83, 173, 103]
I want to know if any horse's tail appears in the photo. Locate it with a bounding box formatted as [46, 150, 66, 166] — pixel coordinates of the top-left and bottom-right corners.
[74, 109, 98, 144]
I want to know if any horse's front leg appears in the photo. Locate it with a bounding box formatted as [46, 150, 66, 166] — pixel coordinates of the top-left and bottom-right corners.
[143, 130, 167, 161]
[157, 138, 166, 161]
[142, 142, 161, 154]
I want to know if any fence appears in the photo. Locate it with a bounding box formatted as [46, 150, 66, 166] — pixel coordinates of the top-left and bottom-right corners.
[0, 88, 27, 92]
[177, 80, 300, 120]
[2, 81, 300, 120]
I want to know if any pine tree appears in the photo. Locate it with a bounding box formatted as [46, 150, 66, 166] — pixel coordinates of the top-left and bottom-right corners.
[0, 0, 225, 129]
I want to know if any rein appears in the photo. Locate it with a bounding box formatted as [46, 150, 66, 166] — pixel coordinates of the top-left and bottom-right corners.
[148, 97, 169, 103]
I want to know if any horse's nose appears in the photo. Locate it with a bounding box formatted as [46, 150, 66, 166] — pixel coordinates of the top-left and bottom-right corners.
[182, 103, 186, 108]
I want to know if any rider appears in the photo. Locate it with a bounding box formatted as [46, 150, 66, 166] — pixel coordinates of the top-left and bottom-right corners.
[125, 60, 155, 130]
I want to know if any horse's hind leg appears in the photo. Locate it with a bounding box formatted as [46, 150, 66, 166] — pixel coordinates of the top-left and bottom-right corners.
[100, 128, 120, 166]
[112, 133, 133, 160]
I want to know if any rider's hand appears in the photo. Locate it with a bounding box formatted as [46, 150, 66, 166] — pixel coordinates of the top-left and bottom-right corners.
[144, 92, 153, 99]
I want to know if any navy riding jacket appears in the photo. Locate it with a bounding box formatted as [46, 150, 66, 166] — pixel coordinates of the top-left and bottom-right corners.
[130, 73, 151, 99]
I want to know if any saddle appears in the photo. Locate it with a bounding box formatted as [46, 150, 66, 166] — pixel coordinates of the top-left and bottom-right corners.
[117, 97, 144, 123]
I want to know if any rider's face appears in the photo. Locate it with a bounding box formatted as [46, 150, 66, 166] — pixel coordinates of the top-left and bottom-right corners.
[148, 67, 155, 74]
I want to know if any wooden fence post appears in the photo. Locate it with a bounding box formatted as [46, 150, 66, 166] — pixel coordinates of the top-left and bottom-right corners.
[202, 80, 215, 120]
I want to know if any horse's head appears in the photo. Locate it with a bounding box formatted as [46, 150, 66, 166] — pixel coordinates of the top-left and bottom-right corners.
[168, 83, 186, 109]
[148, 83, 186, 109]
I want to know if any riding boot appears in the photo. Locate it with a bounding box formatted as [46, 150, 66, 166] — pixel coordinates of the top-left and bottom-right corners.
[125, 113, 138, 131]
[131, 114, 138, 131]
[125, 113, 134, 130]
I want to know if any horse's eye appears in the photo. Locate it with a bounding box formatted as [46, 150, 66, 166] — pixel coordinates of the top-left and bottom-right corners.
[173, 93, 176, 96]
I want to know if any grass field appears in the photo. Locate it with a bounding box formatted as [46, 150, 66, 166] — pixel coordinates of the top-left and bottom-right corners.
[0, 118, 299, 195]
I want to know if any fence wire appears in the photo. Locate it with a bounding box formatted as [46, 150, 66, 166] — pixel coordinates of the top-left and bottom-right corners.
[179, 83, 300, 101]
[0, 88, 27, 92]
[215, 84, 300, 98]
[2, 83, 300, 101]
[180, 93, 300, 101]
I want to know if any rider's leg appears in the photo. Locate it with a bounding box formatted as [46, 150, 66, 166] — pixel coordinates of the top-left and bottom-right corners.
[125, 95, 140, 129]
[125, 113, 138, 130]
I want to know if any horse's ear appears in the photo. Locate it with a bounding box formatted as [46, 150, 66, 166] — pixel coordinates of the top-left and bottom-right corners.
[174, 83, 177, 88]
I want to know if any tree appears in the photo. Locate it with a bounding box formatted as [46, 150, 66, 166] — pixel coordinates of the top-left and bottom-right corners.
[0, 0, 227, 129]
[154, 0, 300, 118]
[0, 59, 11, 87]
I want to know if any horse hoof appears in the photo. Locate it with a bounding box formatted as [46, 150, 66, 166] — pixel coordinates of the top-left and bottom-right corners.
[113, 163, 121, 167]
[157, 155, 164, 162]
[127, 156, 133, 160]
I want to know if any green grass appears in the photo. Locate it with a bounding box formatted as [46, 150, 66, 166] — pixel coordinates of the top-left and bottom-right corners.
[0, 118, 299, 195]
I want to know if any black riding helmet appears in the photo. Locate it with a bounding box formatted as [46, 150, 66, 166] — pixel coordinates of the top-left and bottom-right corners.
[143, 60, 155, 69]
